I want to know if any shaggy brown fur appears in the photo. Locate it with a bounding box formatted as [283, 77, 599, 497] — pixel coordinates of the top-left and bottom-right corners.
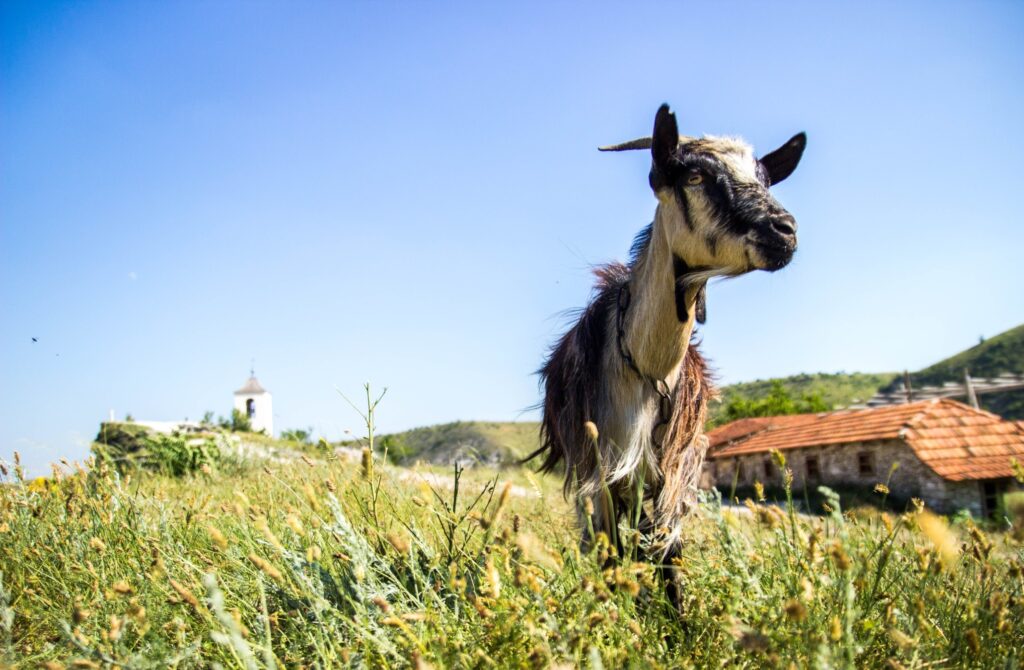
[531, 258, 714, 556]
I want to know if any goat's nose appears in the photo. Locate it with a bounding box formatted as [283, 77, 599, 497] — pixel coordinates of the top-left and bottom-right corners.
[770, 217, 797, 238]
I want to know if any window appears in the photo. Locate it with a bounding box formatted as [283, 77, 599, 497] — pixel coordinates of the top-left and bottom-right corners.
[246, 398, 256, 419]
[982, 481, 1003, 518]
[858, 452, 874, 477]
[805, 455, 820, 481]
[764, 458, 776, 481]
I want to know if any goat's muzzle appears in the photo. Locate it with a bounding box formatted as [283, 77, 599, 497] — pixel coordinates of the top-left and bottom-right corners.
[752, 214, 797, 271]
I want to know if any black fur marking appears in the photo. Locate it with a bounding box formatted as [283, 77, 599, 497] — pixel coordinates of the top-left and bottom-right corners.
[673, 255, 691, 323]
[760, 132, 807, 185]
[672, 255, 708, 324]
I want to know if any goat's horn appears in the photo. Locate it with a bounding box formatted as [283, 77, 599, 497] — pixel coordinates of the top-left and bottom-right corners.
[598, 137, 652, 152]
[597, 135, 694, 152]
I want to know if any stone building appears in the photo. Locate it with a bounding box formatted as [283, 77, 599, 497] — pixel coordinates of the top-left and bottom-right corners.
[234, 375, 274, 436]
[704, 399, 1024, 517]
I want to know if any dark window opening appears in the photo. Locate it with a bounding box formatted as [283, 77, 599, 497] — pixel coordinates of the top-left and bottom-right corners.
[982, 481, 1003, 518]
[805, 456, 820, 481]
[764, 459, 776, 480]
[246, 398, 256, 419]
[858, 452, 874, 477]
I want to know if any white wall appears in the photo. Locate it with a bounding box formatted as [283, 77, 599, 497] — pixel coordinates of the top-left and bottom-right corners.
[233, 392, 274, 436]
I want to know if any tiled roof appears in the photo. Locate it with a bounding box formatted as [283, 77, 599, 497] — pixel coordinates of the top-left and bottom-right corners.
[234, 376, 268, 395]
[707, 399, 1024, 482]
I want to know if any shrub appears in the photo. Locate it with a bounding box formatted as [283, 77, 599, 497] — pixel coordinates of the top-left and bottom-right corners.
[92, 422, 220, 476]
[281, 427, 313, 443]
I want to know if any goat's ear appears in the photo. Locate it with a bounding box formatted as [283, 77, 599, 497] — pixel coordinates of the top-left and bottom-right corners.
[651, 104, 679, 174]
[760, 132, 806, 185]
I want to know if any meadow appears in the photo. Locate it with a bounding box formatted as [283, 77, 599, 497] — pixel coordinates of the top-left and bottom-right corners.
[2, 441, 1023, 669]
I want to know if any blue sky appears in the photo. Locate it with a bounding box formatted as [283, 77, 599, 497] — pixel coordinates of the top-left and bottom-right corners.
[3, 1, 1022, 476]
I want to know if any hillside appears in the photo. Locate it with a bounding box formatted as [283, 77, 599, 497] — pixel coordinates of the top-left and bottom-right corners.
[909, 323, 1024, 386]
[709, 372, 899, 424]
[889, 323, 1024, 419]
[376, 420, 540, 467]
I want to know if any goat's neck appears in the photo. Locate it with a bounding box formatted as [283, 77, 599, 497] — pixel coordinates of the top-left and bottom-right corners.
[624, 208, 702, 384]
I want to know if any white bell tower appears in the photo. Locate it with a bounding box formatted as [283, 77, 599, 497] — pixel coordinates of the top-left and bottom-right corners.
[233, 366, 273, 435]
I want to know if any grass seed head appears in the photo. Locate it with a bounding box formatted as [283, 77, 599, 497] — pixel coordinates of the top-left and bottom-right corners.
[965, 628, 981, 654]
[387, 532, 410, 555]
[169, 578, 201, 611]
[783, 599, 806, 622]
[829, 616, 842, 641]
[917, 511, 959, 570]
[286, 514, 305, 536]
[248, 553, 285, 583]
[361, 448, 373, 480]
[207, 525, 228, 550]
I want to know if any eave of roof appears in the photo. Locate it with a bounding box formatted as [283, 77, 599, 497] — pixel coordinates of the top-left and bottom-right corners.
[707, 399, 1024, 482]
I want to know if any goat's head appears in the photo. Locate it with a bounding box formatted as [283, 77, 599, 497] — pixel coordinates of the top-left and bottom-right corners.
[602, 104, 806, 276]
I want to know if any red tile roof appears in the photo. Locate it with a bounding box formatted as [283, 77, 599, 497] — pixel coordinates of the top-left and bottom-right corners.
[707, 399, 1024, 482]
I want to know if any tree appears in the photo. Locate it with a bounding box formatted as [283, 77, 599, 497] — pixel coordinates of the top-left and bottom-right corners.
[230, 408, 252, 432]
[722, 380, 829, 423]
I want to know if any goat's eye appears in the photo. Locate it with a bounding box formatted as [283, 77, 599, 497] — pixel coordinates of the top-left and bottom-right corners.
[686, 172, 703, 186]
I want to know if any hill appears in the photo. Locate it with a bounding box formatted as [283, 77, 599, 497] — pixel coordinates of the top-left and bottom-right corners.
[909, 323, 1024, 386]
[714, 323, 1024, 422]
[888, 323, 1024, 419]
[709, 372, 899, 424]
[376, 420, 540, 467]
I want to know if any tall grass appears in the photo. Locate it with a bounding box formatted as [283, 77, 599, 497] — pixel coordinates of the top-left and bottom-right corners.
[1, 440, 1022, 668]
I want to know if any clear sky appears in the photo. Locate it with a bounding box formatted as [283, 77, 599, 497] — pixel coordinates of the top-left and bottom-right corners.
[3, 1, 1023, 476]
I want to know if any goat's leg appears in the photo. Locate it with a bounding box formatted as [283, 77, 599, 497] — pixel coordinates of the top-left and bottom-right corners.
[578, 489, 627, 561]
[637, 506, 682, 611]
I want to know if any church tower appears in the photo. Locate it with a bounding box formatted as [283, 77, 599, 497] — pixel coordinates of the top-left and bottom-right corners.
[234, 370, 273, 435]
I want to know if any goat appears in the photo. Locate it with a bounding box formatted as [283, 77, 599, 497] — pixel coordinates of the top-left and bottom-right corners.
[529, 103, 806, 587]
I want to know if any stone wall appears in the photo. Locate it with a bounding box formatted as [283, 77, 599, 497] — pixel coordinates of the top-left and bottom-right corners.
[703, 439, 986, 516]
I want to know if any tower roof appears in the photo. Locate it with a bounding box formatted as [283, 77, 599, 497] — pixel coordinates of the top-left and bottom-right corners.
[234, 376, 268, 395]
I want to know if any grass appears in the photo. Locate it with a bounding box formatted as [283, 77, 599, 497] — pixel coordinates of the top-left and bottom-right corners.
[2, 440, 1023, 669]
